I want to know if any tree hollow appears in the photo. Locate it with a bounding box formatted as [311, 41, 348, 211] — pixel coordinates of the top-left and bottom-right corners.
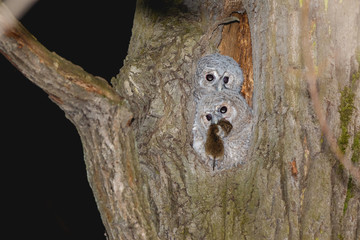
[218, 12, 254, 107]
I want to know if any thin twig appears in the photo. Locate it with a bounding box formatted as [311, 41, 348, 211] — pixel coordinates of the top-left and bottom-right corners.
[301, 0, 360, 184]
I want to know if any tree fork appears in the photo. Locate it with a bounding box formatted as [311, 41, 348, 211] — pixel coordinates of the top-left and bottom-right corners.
[0, 3, 158, 239]
[1, 0, 360, 239]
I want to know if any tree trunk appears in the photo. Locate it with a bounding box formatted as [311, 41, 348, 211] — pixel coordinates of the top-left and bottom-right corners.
[1, 0, 359, 239]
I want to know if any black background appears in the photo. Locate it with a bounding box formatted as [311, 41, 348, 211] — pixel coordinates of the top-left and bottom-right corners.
[1, 1, 136, 239]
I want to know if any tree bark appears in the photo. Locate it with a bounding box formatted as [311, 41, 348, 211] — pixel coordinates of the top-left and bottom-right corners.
[1, 0, 359, 239]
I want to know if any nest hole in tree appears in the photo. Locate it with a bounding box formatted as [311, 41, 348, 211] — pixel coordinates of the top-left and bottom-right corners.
[218, 12, 254, 107]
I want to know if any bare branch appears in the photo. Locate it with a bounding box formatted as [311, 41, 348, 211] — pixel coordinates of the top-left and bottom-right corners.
[0, 2, 123, 108]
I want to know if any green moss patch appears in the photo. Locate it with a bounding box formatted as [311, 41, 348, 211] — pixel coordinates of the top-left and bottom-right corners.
[343, 177, 354, 214]
[338, 86, 355, 153]
[351, 131, 360, 163]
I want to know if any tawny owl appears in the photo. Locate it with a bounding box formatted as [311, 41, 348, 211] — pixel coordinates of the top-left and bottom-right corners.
[194, 53, 244, 99]
[192, 90, 253, 170]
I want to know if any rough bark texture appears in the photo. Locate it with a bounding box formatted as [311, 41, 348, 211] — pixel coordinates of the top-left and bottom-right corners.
[1, 0, 360, 239]
[113, 0, 360, 239]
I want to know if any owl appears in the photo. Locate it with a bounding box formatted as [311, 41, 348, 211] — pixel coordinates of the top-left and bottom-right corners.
[194, 53, 244, 99]
[192, 90, 253, 170]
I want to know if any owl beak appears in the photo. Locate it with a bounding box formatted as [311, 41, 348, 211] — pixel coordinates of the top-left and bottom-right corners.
[216, 81, 223, 91]
[213, 113, 222, 124]
[210, 116, 217, 124]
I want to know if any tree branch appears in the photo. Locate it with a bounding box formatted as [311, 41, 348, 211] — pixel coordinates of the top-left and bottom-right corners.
[0, 3, 122, 107]
[0, 4, 158, 238]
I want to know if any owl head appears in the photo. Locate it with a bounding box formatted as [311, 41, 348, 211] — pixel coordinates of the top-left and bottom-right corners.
[195, 53, 244, 94]
[196, 91, 249, 133]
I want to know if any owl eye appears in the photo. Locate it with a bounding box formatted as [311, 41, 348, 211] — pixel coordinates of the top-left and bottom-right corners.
[206, 74, 214, 81]
[220, 106, 227, 114]
[206, 114, 212, 121]
[223, 76, 229, 84]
